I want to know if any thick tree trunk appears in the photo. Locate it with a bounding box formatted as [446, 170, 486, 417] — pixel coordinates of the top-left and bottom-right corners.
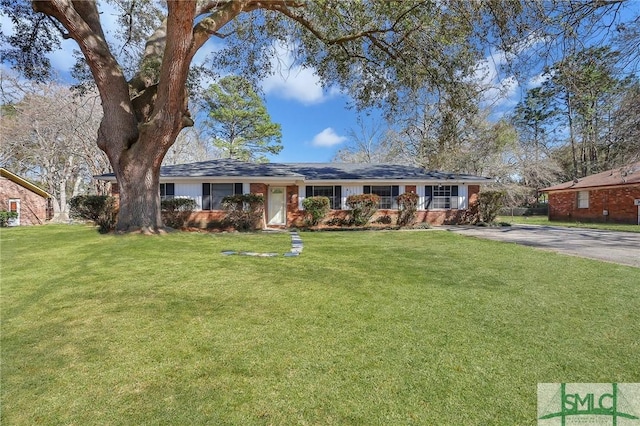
[109, 127, 171, 233]
[114, 154, 164, 233]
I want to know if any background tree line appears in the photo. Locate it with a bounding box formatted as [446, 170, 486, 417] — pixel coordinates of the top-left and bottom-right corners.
[336, 43, 640, 207]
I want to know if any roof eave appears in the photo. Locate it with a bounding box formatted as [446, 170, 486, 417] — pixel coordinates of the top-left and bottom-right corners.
[1, 168, 52, 198]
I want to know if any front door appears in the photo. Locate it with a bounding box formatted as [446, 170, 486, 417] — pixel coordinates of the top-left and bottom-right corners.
[267, 187, 286, 226]
[8, 199, 20, 226]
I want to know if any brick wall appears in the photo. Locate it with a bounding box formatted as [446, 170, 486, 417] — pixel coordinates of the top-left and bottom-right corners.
[468, 185, 480, 207]
[548, 184, 640, 224]
[286, 185, 305, 226]
[0, 177, 49, 225]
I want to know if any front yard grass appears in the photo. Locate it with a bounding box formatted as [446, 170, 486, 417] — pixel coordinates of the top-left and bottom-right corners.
[1, 225, 639, 425]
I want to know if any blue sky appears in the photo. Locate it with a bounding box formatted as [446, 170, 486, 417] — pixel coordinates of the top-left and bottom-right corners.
[265, 94, 357, 163]
[252, 41, 522, 163]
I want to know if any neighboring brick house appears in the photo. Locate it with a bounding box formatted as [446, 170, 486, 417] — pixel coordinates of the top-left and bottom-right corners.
[540, 162, 640, 225]
[0, 168, 53, 226]
[99, 159, 490, 228]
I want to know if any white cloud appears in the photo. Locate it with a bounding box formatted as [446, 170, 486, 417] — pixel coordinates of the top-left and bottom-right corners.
[311, 128, 347, 147]
[471, 49, 520, 108]
[261, 42, 339, 105]
[528, 71, 550, 88]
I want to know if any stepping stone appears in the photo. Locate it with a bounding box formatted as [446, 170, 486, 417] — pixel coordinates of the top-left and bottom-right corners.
[222, 231, 304, 257]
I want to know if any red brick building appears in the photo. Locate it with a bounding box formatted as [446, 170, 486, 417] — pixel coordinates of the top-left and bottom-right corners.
[540, 162, 640, 225]
[0, 168, 53, 226]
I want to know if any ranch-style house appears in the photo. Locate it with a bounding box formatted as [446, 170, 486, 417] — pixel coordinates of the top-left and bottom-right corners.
[99, 159, 492, 228]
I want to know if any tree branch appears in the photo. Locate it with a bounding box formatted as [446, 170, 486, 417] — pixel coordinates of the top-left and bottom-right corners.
[33, 0, 137, 158]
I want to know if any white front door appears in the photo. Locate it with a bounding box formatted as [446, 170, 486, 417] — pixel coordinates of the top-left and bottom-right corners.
[8, 199, 20, 226]
[267, 187, 286, 226]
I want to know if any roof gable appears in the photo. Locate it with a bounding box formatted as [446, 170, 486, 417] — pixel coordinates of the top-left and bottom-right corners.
[541, 162, 640, 192]
[0, 168, 52, 198]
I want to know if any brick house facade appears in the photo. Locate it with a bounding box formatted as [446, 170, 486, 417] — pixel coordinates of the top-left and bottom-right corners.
[0, 168, 53, 226]
[541, 163, 640, 225]
[99, 159, 490, 228]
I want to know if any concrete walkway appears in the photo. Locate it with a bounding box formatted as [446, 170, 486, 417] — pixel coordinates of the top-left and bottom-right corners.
[441, 224, 640, 268]
[221, 230, 303, 257]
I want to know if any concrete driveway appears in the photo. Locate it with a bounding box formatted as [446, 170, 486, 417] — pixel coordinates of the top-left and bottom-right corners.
[442, 224, 640, 268]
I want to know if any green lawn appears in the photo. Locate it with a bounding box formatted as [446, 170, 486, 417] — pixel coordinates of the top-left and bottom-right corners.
[498, 215, 640, 233]
[2, 225, 639, 425]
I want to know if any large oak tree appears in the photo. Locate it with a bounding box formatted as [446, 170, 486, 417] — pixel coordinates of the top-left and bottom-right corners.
[2, 0, 634, 232]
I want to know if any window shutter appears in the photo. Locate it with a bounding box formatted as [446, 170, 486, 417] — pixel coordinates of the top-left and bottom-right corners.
[424, 186, 432, 209]
[305, 186, 313, 198]
[334, 185, 342, 209]
[363, 185, 371, 194]
[234, 183, 243, 195]
[202, 183, 211, 210]
[451, 185, 458, 196]
[166, 183, 175, 196]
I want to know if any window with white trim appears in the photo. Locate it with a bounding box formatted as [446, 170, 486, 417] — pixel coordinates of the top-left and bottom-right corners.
[202, 183, 243, 210]
[159, 183, 175, 201]
[363, 185, 399, 209]
[577, 191, 589, 209]
[305, 185, 342, 209]
[425, 185, 459, 209]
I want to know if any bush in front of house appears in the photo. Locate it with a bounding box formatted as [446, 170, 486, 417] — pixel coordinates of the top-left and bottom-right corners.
[396, 192, 419, 226]
[69, 195, 117, 233]
[477, 190, 506, 224]
[222, 193, 265, 231]
[161, 198, 196, 229]
[346, 194, 380, 226]
[0, 210, 18, 227]
[302, 196, 330, 226]
[374, 214, 392, 224]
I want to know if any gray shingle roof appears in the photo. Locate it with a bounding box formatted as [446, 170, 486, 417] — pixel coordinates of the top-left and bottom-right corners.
[159, 159, 303, 178]
[160, 159, 489, 181]
[97, 158, 491, 182]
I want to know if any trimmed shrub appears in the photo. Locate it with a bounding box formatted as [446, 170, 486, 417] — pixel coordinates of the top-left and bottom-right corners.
[396, 192, 419, 226]
[222, 193, 264, 231]
[302, 196, 330, 226]
[477, 190, 506, 223]
[346, 194, 379, 226]
[0, 210, 18, 227]
[69, 195, 117, 233]
[374, 214, 392, 224]
[161, 198, 196, 229]
[325, 217, 351, 227]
